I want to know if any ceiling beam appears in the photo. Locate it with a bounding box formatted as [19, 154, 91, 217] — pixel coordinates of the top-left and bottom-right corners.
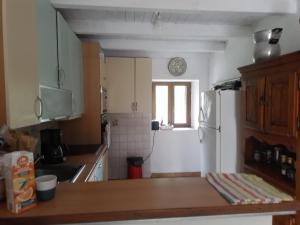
[51, 0, 297, 14]
[103, 50, 211, 58]
[69, 20, 252, 41]
[97, 39, 226, 53]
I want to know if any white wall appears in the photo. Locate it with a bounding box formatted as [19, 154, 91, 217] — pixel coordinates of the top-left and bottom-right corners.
[209, 0, 300, 86]
[254, 9, 300, 55]
[152, 54, 210, 83]
[208, 37, 253, 87]
[150, 54, 209, 174]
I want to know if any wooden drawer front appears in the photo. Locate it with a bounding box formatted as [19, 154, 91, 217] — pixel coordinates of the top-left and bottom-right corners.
[265, 71, 298, 137]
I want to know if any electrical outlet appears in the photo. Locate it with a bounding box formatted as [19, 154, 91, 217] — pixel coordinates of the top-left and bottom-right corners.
[112, 119, 118, 126]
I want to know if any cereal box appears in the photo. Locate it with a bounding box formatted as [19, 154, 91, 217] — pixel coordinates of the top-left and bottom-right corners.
[3, 151, 37, 213]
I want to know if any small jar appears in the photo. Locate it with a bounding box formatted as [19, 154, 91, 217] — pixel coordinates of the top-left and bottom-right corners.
[287, 157, 294, 165]
[281, 154, 287, 164]
[266, 149, 273, 164]
[273, 147, 281, 164]
[281, 164, 288, 176]
[253, 150, 261, 162]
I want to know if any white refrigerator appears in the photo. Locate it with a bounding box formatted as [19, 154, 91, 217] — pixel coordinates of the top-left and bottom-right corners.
[199, 90, 241, 177]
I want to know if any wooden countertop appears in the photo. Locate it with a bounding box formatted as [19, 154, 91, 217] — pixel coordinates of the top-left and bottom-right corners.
[0, 177, 299, 225]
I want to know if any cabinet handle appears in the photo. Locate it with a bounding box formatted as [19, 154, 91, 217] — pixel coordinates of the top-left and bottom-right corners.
[131, 101, 138, 112]
[34, 97, 43, 119]
[58, 68, 66, 88]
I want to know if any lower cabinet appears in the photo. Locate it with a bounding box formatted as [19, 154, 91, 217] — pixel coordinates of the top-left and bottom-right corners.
[273, 215, 295, 225]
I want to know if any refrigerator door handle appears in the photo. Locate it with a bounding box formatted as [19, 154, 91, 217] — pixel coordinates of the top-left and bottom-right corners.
[199, 107, 207, 123]
[198, 127, 204, 143]
[199, 124, 221, 132]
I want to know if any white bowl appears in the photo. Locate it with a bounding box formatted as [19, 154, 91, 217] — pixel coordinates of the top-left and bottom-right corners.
[35, 175, 57, 191]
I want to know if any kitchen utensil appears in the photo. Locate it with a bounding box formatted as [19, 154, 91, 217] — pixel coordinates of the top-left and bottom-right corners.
[253, 28, 283, 63]
[253, 28, 283, 44]
[253, 42, 281, 63]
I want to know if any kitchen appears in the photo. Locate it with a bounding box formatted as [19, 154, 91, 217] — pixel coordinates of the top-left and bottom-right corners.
[1, 0, 300, 225]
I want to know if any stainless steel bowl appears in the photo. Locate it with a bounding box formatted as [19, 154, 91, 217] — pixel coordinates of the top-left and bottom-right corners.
[254, 29, 272, 43]
[253, 28, 283, 44]
[253, 42, 281, 63]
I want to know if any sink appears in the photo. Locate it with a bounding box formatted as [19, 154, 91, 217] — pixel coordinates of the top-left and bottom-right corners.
[35, 164, 85, 183]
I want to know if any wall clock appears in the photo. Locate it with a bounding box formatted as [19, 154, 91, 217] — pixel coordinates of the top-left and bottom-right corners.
[168, 57, 187, 76]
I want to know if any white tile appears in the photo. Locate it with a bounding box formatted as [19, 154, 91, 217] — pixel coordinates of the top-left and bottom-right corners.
[119, 134, 127, 142]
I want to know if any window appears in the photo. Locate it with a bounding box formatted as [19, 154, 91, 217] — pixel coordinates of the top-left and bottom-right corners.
[152, 82, 191, 127]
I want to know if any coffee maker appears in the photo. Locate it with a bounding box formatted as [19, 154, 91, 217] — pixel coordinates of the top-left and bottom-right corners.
[40, 129, 68, 164]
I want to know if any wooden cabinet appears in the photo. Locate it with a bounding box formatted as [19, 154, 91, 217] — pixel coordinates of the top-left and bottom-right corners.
[273, 215, 296, 225]
[2, 0, 40, 128]
[106, 57, 152, 113]
[1, 1, 84, 128]
[265, 71, 298, 137]
[243, 76, 265, 131]
[135, 58, 152, 114]
[100, 53, 107, 88]
[239, 52, 300, 225]
[106, 57, 134, 113]
[240, 62, 299, 138]
[60, 42, 101, 145]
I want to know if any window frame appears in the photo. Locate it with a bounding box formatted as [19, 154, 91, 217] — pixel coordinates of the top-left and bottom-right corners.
[152, 82, 191, 128]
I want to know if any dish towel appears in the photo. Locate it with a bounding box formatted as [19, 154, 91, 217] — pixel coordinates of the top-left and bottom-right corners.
[206, 173, 293, 205]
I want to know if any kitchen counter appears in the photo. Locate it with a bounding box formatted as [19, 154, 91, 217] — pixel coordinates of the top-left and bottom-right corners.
[0, 177, 299, 225]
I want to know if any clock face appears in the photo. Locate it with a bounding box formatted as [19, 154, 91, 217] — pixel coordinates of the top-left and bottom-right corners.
[168, 57, 187, 76]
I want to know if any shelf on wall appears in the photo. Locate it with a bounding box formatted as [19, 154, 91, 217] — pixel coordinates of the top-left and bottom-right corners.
[244, 161, 295, 196]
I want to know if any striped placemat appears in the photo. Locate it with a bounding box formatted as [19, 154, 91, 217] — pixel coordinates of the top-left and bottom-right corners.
[206, 173, 293, 205]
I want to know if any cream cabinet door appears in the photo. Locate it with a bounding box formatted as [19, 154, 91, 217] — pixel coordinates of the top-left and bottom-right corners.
[135, 58, 152, 113]
[2, 0, 40, 128]
[100, 54, 107, 88]
[106, 57, 134, 113]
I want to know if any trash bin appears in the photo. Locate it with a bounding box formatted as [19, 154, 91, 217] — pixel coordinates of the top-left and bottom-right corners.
[127, 157, 143, 179]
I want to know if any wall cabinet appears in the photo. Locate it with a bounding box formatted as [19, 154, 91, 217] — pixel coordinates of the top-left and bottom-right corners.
[37, 0, 58, 89]
[106, 57, 152, 113]
[1, 0, 83, 128]
[240, 65, 299, 138]
[57, 12, 84, 116]
[60, 42, 101, 145]
[243, 76, 265, 131]
[2, 0, 40, 128]
[100, 53, 107, 88]
[135, 58, 152, 114]
[264, 71, 298, 137]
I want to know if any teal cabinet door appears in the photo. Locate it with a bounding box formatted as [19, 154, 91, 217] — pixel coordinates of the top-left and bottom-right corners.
[57, 12, 84, 116]
[37, 0, 58, 88]
[57, 12, 72, 90]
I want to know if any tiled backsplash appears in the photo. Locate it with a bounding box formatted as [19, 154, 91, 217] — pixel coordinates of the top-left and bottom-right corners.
[108, 113, 151, 179]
